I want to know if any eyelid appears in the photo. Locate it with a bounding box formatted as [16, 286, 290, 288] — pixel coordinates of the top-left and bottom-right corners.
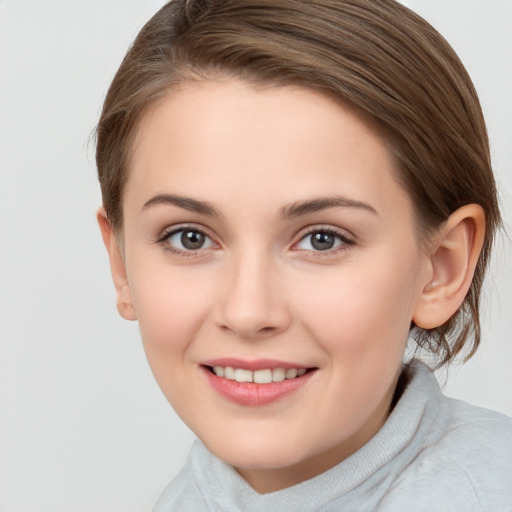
[156, 223, 220, 255]
[155, 223, 354, 257]
[157, 223, 209, 243]
[292, 225, 355, 252]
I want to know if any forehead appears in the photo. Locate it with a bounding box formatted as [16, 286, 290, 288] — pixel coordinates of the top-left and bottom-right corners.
[126, 79, 413, 223]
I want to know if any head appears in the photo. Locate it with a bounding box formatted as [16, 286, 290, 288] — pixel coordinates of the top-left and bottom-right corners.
[96, 0, 500, 367]
[96, 0, 500, 491]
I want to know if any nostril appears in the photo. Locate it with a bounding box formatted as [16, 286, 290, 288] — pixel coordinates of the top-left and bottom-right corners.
[218, 323, 279, 339]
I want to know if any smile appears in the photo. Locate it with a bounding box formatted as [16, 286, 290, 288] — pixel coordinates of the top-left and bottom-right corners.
[201, 361, 317, 406]
[210, 366, 307, 383]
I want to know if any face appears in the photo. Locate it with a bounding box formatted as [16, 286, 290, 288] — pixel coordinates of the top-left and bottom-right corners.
[111, 79, 432, 492]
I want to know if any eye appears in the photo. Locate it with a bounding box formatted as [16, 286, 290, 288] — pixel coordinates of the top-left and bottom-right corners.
[161, 227, 216, 252]
[295, 229, 352, 252]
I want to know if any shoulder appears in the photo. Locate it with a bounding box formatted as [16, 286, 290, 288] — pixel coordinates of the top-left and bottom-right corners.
[152, 441, 212, 512]
[382, 398, 512, 511]
[152, 438, 246, 512]
[445, 396, 512, 443]
[152, 467, 208, 512]
[435, 397, 512, 477]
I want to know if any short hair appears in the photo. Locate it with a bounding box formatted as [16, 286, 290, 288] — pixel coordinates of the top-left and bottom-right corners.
[95, 0, 501, 366]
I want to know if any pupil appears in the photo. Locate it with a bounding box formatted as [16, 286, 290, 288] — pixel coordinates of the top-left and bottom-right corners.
[181, 230, 205, 250]
[311, 232, 334, 250]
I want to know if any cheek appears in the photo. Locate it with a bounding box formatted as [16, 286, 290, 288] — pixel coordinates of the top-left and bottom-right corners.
[127, 262, 212, 357]
[295, 249, 421, 358]
[126, 264, 216, 414]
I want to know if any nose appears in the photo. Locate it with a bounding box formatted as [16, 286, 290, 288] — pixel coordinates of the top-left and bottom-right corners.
[213, 251, 291, 339]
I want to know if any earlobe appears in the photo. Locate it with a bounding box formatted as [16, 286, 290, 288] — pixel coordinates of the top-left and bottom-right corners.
[97, 208, 137, 321]
[412, 204, 485, 329]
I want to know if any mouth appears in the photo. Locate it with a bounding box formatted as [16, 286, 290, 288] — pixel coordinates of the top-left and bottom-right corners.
[200, 360, 318, 406]
[204, 365, 311, 383]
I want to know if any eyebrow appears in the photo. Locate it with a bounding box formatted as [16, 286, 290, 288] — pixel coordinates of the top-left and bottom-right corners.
[141, 193, 377, 218]
[282, 196, 378, 218]
[142, 194, 220, 216]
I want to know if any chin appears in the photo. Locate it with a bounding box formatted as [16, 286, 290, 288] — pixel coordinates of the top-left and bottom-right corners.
[204, 432, 314, 471]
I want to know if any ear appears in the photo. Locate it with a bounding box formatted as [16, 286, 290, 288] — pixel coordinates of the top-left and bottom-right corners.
[97, 208, 137, 321]
[412, 204, 486, 329]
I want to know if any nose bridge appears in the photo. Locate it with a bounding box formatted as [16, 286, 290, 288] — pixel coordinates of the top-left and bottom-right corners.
[216, 245, 289, 338]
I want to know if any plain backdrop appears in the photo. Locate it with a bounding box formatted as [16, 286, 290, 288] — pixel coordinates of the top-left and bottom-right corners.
[0, 1, 510, 511]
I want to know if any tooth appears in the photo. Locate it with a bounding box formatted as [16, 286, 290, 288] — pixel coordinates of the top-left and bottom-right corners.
[253, 369, 272, 384]
[214, 366, 225, 377]
[297, 368, 307, 376]
[272, 368, 286, 382]
[285, 369, 298, 379]
[234, 368, 253, 383]
[224, 367, 235, 380]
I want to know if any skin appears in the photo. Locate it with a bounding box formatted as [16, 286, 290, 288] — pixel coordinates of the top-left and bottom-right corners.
[98, 79, 485, 493]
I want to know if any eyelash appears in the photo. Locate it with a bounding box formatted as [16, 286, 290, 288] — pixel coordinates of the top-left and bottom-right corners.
[156, 225, 355, 258]
[156, 225, 217, 258]
[294, 227, 355, 255]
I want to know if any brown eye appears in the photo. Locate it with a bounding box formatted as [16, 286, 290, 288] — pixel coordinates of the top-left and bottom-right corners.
[310, 232, 336, 250]
[164, 228, 215, 251]
[181, 230, 206, 250]
[296, 229, 351, 252]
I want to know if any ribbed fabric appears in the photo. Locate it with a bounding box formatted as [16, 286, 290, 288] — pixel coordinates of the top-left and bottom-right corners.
[153, 361, 512, 512]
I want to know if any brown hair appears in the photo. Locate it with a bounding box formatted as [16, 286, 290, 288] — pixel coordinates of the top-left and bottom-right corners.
[95, 0, 501, 366]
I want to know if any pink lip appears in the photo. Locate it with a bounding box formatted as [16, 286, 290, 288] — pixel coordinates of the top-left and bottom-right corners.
[201, 364, 316, 406]
[201, 358, 308, 371]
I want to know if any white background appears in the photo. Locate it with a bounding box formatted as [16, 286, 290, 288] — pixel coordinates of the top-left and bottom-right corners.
[0, 1, 510, 511]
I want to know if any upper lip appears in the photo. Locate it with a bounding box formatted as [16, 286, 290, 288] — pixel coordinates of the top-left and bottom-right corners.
[201, 358, 313, 371]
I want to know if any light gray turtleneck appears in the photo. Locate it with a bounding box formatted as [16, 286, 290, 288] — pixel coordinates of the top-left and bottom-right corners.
[153, 361, 512, 511]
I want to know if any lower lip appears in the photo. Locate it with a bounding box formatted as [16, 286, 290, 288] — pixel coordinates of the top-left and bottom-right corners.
[202, 366, 315, 406]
